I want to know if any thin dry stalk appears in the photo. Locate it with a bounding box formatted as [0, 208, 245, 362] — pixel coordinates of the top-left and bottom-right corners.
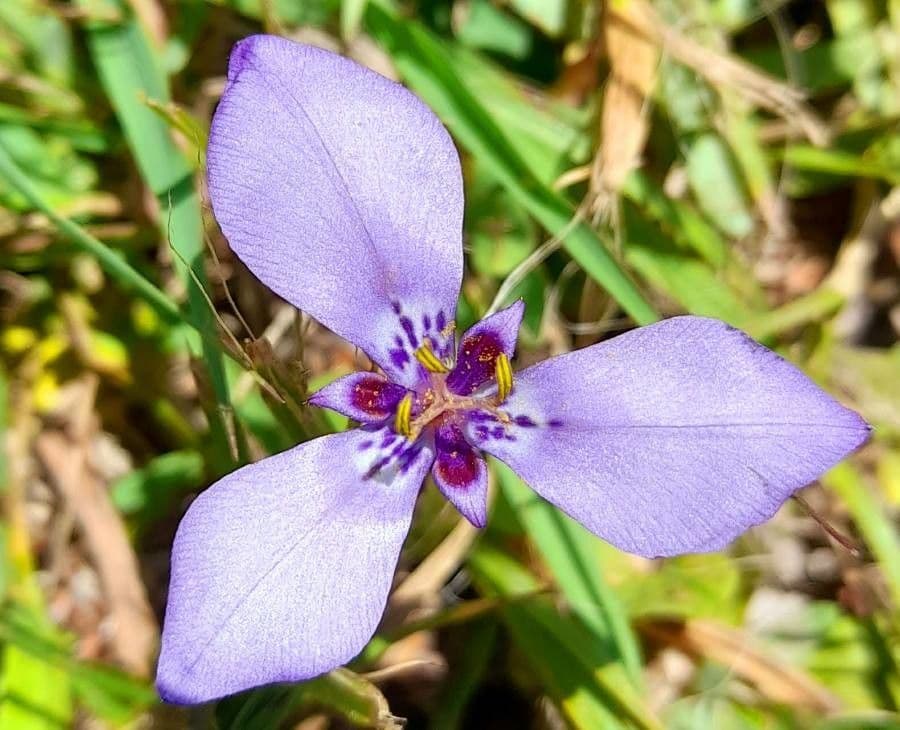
[35, 376, 158, 677]
[612, 0, 830, 146]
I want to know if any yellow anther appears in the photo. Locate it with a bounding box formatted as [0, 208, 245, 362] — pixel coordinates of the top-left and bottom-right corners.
[414, 339, 449, 373]
[495, 353, 513, 402]
[394, 393, 413, 437]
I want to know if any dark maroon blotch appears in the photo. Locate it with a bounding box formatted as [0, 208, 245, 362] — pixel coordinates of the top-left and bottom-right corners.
[433, 423, 480, 489]
[349, 375, 407, 420]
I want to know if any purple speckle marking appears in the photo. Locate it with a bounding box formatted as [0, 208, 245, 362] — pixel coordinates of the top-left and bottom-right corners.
[357, 439, 374, 451]
[390, 348, 410, 369]
[514, 415, 537, 428]
[490, 426, 506, 440]
[548, 418, 565, 428]
[436, 310, 446, 332]
[391, 300, 402, 314]
[423, 313, 431, 331]
[400, 316, 417, 348]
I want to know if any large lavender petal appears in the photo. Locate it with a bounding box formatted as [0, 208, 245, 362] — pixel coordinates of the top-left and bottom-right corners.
[431, 421, 489, 527]
[208, 36, 463, 386]
[156, 430, 433, 703]
[446, 300, 524, 396]
[469, 316, 870, 558]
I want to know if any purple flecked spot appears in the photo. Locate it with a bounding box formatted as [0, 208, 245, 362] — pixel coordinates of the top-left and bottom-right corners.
[391, 301, 402, 314]
[547, 418, 565, 428]
[349, 375, 407, 420]
[390, 348, 410, 370]
[357, 439, 374, 451]
[400, 316, 417, 348]
[423, 314, 431, 331]
[491, 426, 506, 439]
[436, 310, 446, 333]
[397, 443, 422, 474]
[514, 415, 537, 428]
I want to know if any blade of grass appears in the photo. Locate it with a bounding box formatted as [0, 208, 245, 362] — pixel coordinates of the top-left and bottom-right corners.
[78, 2, 237, 467]
[745, 287, 845, 342]
[469, 544, 662, 730]
[0, 369, 74, 729]
[823, 462, 900, 606]
[367, 4, 659, 326]
[430, 620, 498, 730]
[496, 462, 644, 687]
[0, 141, 182, 325]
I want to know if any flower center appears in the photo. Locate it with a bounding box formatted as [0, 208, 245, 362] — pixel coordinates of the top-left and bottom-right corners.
[393, 339, 513, 441]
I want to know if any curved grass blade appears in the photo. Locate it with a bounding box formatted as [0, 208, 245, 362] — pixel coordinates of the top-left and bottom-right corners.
[77, 1, 238, 467]
[0, 142, 182, 325]
[366, 4, 659, 326]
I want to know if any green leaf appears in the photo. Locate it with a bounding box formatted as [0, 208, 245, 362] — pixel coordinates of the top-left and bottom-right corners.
[622, 204, 756, 326]
[621, 170, 728, 267]
[217, 668, 397, 729]
[782, 145, 900, 185]
[111, 450, 203, 517]
[685, 133, 754, 239]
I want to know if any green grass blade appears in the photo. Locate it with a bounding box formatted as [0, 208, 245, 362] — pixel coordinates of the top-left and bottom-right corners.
[823, 462, 900, 606]
[0, 141, 182, 324]
[78, 2, 237, 466]
[496, 463, 644, 687]
[469, 545, 662, 730]
[430, 620, 498, 730]
[367, 4, 659, 326]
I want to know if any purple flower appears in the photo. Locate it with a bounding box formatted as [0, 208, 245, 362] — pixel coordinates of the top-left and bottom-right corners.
[156, 35, 870, 704]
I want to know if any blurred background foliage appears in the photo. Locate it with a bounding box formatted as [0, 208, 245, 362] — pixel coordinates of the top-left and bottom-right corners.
[1, 0, 899, 727]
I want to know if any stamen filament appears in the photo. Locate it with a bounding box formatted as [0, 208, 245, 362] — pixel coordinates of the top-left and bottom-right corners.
[414, 339, 449, 373]
[394, 393, 413, 437]
[495, 353, 513, 401]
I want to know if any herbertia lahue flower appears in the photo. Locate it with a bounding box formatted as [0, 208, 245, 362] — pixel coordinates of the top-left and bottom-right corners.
[156, 35, 871, 704]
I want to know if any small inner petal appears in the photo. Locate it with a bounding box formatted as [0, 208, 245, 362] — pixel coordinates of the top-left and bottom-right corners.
[350, 375, 408, 420]
[445, 332, 504, 396]
[433, 422, 481, 489]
